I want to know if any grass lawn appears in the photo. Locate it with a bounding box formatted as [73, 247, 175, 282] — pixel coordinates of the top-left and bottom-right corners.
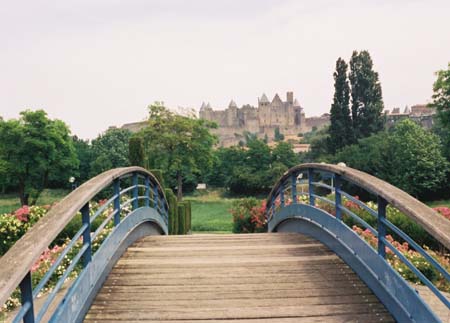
[0, 189, 69, 214]
[185, 189, 239, 233]
[426, 199, 450, 208]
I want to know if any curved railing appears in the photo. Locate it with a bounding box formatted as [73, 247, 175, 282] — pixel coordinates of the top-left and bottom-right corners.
[266, 163, 450, 323]
[0, 167, 168, 323]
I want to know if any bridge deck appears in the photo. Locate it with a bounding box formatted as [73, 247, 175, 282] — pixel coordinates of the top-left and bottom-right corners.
[84, 233, 393, 322]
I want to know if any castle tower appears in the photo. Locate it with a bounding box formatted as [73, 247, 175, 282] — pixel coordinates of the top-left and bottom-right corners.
[286, 91, 294, 105]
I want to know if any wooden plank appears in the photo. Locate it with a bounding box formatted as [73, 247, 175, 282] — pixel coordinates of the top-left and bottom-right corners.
[84, 233, 392, 322]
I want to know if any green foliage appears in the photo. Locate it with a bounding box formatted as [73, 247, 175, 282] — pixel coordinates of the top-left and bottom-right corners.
[230, 198, 266, 233]
[184, 200, 192, 233]
[274, 127, 284, 142]
[150, 169, 164, 187]
[128, 136, 145, 167]
[329, 58, 353, 153]
[72, 136, 93, 184]
[429, 63, 450, 130]
[207, 138, 298, 195]
[177, 203, 186, 234]
[164, 188, 178, 235]
[349, 50, 385, 139]
[90, 127, 131, 176]
[336, 120, 449, 199]
[141, 102, 217, 201]
[0, 110, 78, 205]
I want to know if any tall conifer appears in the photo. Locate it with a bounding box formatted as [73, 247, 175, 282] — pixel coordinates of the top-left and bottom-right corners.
[329, 58, 352, 153]
[349, 50, 385, 139]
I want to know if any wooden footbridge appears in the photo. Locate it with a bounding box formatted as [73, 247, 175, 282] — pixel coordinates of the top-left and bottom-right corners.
[1, 164, 449, 322]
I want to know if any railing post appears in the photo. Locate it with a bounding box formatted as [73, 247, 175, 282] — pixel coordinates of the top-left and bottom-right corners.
[153, 185, 159, 212]
[291, 175, 297, 204]
[132, 172, 139, 210]
[81, 202, 92, 267]
[113, 178, 121, 226]
[19, 272, 35, 323]
[334, 174, 342, 221]
[308, 168, 315, 206]
[377, 196, 387, 258]
[280, 185, 285, 207]
[144, 176, 150, 207]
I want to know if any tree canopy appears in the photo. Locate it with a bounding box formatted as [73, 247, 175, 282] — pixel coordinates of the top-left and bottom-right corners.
[0, 110, 78, 205]
[335, 119, 448, 199]
[90, 127, 131, 176]
[141, 102, 217, 201]
[430, 63, 450, 131]
[329, 57, 353, 153]
[349, 50, 385, 139]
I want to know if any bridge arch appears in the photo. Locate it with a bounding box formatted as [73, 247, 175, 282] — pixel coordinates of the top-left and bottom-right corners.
[266, 163, 450, 323]
[0, 167, 168, 323]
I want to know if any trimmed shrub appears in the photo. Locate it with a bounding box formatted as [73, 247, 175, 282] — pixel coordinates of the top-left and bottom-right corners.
[177, 203, 186, 235]
[184, 200, 192, 234]
[128, 136, 145, 167]
[164, 188, 178, 235]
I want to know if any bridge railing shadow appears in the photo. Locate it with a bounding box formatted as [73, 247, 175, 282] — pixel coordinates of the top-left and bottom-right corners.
[266, 163, 450, 322]
[0, 167, 168, 323]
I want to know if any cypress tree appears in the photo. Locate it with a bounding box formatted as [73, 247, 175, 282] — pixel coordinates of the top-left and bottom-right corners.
[349, 50, 385, 139]
[329, 58, 352, 153]
[128, 136, 145, 167]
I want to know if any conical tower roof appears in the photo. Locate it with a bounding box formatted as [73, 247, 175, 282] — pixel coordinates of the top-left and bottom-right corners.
[205, 102, 212, 109]
[272, 93, 282, 105]
[293, 99, 300, 107]
[259, 93, 269, 104]
[229, 100, 238, 108]
[200, 102, 206, 110]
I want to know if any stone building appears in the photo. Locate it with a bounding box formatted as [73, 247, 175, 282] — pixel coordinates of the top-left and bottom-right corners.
[385, 104, 436, 129]
[199, 91, 329, 147]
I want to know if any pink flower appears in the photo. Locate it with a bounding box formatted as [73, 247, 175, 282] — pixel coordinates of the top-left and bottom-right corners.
[433, 206, 450, 220]
[15, 206, 30, 222]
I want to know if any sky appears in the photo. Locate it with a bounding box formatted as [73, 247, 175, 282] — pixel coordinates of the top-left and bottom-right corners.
[1, 0, 449, 139]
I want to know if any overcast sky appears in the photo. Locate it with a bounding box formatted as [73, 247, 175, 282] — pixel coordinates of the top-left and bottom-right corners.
[1, 0, 449, 139]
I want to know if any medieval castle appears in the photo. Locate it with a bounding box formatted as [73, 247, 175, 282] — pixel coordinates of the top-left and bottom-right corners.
[199, 91, 329, 147]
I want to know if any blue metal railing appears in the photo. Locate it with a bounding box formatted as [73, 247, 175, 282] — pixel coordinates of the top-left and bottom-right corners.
[6, 169, 168, 323]
[266, 165, 450, 313]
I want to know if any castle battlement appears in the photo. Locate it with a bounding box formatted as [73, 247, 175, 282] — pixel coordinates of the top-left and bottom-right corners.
[199, 91, 329, 147]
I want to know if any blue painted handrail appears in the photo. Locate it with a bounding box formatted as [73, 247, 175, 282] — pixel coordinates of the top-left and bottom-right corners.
[266, 163, 450, 319]
[0, 167, 168, 323]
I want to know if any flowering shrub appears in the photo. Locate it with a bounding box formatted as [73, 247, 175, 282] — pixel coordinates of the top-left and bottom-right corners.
[434, 206, 450, 221]
[0, 205, 49, 255]
[353, 225, 450, 292]
[231, 198, 267, 233]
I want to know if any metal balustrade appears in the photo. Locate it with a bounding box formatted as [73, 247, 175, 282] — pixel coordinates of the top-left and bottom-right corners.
[0, 167, 168, 323]
[266, 163, 450, 322]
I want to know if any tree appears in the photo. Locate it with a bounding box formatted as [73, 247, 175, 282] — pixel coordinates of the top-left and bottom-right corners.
[274, 127, 284, 142]
[0, 110, 78, 205]
[336, 120, 448, 199]
[128, 136, 145, 167]
[90, 127, 131, 176]
[349, 50, 385, 139]
[72, 136, 93, 184]
[272, 142, 298, 169]
[141, 103, 217, 201]
[429, 63, 450, 131]
[329, 58, 353, 153]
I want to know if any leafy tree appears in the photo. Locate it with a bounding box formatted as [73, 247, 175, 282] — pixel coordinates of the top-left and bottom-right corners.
[272, 142, 298, 168]
[329, 58, 353, 153]
[274, 127, 284, 142]
[128, 136, 145, 167]
[386, 120, 448, 199]
[349, 50, 385, 139]
[336, 120, 448, 199]
[0, 110, 78, 205]
[72, 136, 93, 184]
[429, 63, 450, 132]
[90, 127, 131, 176]
[141, 102, 217, 201]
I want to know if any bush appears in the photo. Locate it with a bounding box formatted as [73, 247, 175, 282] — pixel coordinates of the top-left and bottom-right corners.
[230, 198, 267, 233]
